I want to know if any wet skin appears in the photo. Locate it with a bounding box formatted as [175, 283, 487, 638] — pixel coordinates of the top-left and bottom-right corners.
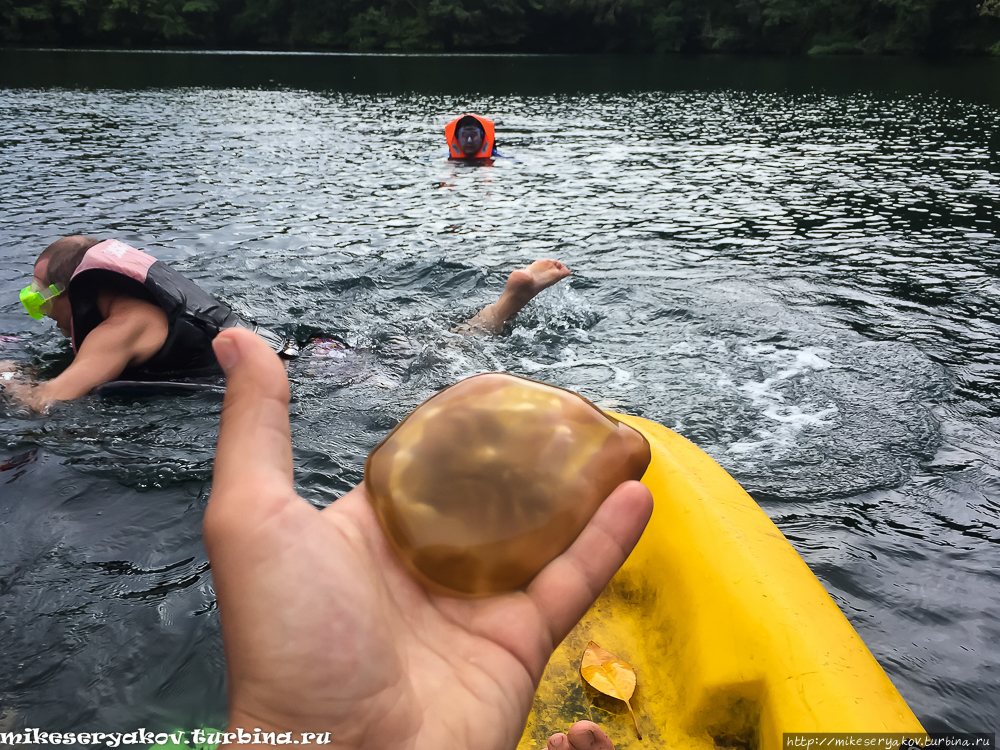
[5, 259, 169, 410]
[457, 125, 486, 157]
[464, 259, 571, 334]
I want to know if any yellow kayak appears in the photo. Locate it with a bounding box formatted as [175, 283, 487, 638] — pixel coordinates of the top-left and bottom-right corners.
[519, 414, 924, 750]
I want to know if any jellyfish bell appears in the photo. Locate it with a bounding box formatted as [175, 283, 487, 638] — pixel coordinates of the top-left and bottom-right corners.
[364, 372, 651, 597]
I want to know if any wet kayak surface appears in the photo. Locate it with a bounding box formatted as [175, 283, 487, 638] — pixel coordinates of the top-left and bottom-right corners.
[0, 51, 998, 731]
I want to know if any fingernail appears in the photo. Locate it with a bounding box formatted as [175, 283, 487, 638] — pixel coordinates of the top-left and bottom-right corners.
[214, 336, 239, 372]
[580, 729, 597, 749]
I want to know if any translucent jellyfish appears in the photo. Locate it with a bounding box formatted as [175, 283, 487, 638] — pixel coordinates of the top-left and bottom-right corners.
[365, 373, 651, 597]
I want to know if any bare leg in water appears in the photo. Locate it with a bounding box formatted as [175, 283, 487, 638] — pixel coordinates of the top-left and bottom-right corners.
[461, 259, 571, 334]
[302, 259, 571, 383]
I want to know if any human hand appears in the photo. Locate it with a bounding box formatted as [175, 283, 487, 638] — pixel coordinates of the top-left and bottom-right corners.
[0, 368, 46, 412]
[205, 328, 652, 750]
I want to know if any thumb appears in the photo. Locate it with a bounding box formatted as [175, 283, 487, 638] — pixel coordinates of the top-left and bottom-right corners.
[206, 328, 296, 543]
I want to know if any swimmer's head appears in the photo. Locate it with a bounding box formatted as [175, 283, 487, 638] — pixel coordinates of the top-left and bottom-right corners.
[28, 235, 100, 336]
[454, 115, 486, 157]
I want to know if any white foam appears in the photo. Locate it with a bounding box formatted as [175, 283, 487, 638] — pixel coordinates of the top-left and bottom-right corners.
[728, 346, 839, 456]
[519, 357, 634, 388]
[762, 403, 839, 426]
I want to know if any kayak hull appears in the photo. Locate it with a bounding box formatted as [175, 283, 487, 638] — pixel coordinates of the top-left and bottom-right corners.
[518, 414, 923, 750]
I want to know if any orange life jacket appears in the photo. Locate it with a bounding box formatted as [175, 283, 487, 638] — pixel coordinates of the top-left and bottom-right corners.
[445, 114, 496, 159]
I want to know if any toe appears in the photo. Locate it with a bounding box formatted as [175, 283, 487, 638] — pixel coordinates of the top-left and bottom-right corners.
[566, 721, 614, 750]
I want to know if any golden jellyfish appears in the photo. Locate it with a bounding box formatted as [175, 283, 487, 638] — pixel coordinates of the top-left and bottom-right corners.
[364, 373, 651, 597]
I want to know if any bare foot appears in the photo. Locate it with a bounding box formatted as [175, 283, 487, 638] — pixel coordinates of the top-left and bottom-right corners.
[462, 259, 571, 334]
[505, 259, 572, 303]
[547, 721, 615, 750]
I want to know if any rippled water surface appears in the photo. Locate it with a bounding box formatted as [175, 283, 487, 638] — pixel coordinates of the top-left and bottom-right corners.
[1, 51, 999, 732]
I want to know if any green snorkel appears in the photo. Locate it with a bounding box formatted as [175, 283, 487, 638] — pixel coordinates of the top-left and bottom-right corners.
[19, 280, 64, 320]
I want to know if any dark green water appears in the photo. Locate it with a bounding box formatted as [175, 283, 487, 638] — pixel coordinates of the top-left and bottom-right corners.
[1, 51, 998, 733]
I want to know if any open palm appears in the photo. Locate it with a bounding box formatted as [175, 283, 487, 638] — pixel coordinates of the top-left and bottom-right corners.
[205, 329, 652, 749]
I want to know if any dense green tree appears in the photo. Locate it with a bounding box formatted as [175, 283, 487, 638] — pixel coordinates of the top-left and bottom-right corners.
[2, 0, 999, 53]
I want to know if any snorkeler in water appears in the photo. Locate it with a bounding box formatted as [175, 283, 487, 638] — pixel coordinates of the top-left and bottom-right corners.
[2, 236, 570, 410]
[2, 236, 297, 411]
[445, 113, 504, 161]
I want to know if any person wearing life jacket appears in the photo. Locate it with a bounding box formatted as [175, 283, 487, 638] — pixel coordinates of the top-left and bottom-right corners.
[8, 235, 296, 410]
[7, 235, 571, 410]
[445, 113, 502, 160]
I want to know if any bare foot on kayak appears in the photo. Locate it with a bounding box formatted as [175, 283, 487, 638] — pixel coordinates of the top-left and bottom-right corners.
[547, 721, 615, 750]
[461, 259, 571, 334]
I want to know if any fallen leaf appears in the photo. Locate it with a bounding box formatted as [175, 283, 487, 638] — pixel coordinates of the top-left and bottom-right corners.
[580, 641, 642, 739]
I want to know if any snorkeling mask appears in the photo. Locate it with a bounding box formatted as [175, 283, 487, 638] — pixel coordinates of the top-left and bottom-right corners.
[19, 280, 65, 320]
[456, 125, 485, 145]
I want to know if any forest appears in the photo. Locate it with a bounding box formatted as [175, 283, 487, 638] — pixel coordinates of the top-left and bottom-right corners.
[3, 0, 1000, 55]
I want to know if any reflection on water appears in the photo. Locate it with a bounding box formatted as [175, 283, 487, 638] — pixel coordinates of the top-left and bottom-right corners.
[1, 52, 999, 731]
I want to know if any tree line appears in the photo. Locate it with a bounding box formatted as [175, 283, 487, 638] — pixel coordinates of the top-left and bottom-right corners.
[3, 0, 1000, 54]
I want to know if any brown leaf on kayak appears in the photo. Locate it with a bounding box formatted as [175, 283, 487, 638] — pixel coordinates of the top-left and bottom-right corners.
[580, 641, 642, 739]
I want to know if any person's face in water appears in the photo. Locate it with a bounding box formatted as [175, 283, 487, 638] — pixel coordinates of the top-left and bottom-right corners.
[33, 259, 72, 337]
[457, 125, 485, 157]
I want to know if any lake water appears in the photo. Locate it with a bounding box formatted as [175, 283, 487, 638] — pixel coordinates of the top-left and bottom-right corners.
[1, 51, 998, 733]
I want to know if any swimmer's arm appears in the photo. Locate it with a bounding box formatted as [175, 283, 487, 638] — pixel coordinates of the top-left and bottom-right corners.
[13, 328, 138, 411]
[14, 302, 168, 411]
